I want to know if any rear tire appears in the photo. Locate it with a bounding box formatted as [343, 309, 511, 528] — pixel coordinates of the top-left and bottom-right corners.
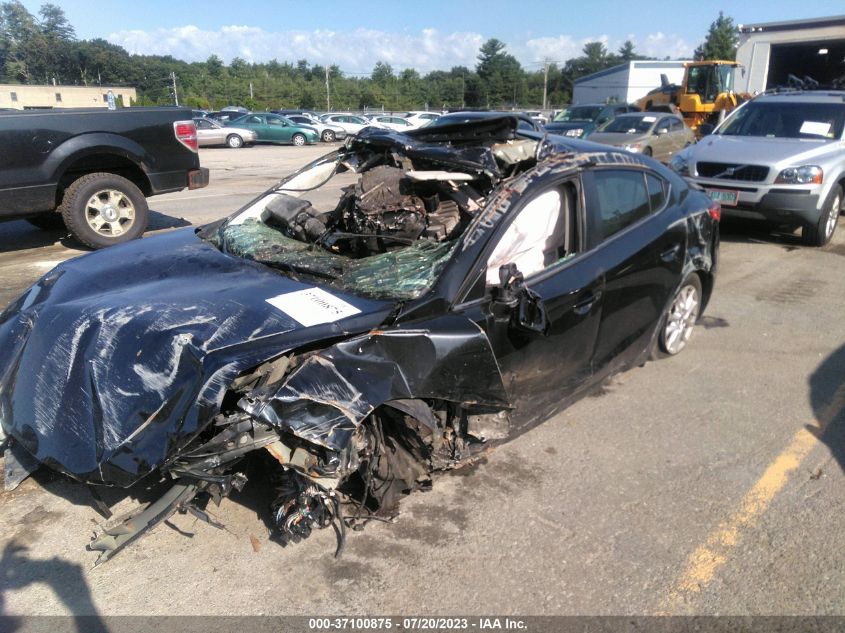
[59, 173, 148, 249]
[802, 185, 841, 247]
[652, 273, 702, 359]
[321, 130, 336, 142]
[26, 214, 66, 231]
[642, 146, 653, 157]
[226, 134, 244, 148]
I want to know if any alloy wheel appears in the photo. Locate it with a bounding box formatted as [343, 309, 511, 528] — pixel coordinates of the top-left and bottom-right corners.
[84, 189, 135, 237]
[662, 284, 700, 355]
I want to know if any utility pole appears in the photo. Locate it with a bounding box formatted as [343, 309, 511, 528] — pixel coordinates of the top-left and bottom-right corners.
[536, 58, 560, 113]
[325, 66, 331, 111]
[542, 60, 550, 111]
[171, 71, 179, 106]
[249, 81, 254, 100]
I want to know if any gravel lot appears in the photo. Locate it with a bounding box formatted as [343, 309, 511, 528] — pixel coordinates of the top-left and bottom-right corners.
[0, 144, 844, 617]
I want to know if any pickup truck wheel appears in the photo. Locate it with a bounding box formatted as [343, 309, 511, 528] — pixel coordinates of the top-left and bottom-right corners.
[59, 173, 148, 249]
[292, 133, 306, 146]
[226, 134, 244, 148]
[802, 185, 841, 247]
[26, 214, 66, 231]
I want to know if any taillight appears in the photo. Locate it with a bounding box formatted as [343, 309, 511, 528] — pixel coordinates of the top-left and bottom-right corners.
[174, 120, 198, 152]
[708, 200, 721, 222]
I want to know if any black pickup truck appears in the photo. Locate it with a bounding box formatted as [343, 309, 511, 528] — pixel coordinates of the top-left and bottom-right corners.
[0, 107, 209, 248]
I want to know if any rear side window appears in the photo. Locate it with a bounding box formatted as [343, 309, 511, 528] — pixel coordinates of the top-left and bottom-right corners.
[646, 173, 666, 211]
[589, 170, 656, 240]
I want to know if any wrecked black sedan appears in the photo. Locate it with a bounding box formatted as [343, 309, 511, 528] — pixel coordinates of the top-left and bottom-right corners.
[0, 116, 719, 562]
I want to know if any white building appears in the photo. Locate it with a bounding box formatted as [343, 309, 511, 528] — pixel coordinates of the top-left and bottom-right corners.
[736, 15, 845, 94]
[572, 61, 692, 105]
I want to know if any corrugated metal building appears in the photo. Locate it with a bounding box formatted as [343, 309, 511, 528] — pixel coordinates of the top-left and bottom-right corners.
[736, 15, 845, 93]
[0, 84, 137, 109]
[572, 60, 692, 105]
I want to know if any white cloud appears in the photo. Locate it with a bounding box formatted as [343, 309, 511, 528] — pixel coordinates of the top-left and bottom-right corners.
[107, 25, 693, 73]
[108, 25, 485, 74]
[519, 34, 608, 64]
[636, 32, 694, 60]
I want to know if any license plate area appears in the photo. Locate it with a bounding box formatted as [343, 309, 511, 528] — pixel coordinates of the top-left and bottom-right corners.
[706, 188, 738, 206]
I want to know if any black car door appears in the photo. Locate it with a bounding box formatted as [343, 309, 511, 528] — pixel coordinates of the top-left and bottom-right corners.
[582, 167, 685, 378]
[454, 177, 606, 431]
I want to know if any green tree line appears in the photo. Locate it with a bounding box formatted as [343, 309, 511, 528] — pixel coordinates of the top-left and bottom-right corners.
[0, 2, 735, 110]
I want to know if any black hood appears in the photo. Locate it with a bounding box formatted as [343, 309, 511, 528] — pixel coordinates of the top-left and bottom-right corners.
[0, 228, 393, 486]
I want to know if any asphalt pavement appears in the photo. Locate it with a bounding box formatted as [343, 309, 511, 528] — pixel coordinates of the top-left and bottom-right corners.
[0, 145, 843, 617]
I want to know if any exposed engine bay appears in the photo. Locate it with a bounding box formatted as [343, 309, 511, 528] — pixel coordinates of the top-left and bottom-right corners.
[206, 123, 543, 300]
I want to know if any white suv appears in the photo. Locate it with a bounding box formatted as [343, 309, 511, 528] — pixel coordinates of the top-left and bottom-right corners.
[671, 90, 845, 245]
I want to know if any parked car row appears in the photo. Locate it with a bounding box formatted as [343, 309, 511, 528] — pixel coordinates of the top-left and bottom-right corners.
[189, 93, 845, 249]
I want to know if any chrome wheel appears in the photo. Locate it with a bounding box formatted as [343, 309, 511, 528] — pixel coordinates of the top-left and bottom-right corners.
[85, 189, 135, 237]
[824, 191, 841, 240]
[292, 134, 306, 146]
[662, 282, 700, 355]
[321, 130, 335, 142]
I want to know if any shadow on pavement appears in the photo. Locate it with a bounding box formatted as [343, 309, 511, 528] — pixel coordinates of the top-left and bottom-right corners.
[718, 217, 804, 249]
[145, 211, 191, 231]
[0, 212, 191, 255]
[808, 343, 845, 474]
[0, 541, 109, 632]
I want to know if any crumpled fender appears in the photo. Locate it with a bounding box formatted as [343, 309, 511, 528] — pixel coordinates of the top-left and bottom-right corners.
[239, 314, 510, 451]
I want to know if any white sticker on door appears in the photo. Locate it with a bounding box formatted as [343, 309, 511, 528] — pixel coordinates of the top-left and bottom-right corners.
[266, 287, 361, 327]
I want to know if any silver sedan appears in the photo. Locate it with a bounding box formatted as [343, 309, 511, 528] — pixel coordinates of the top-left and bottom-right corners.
[286, 115, 347, 142]
[193, 118, 257, 148]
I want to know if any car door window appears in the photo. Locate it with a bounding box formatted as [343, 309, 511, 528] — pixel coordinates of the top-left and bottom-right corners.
[591, 170, 652, 240]
[196, 120, 211, 129]
[246, 116, 262, 125]
[485, 184, 577, 286]
[646, 173, 667, 211]
[669, 118, 683, 132]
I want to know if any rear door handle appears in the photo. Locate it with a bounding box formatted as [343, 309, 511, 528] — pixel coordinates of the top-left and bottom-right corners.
[572, 290, 602, 315]
[660, 244, 681, 261]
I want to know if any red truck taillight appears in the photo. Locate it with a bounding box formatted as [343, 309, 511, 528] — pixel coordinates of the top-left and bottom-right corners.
[174, 120, 198, 152]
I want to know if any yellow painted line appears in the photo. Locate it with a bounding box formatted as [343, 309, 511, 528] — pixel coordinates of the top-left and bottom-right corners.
[661, 380, 845, 613]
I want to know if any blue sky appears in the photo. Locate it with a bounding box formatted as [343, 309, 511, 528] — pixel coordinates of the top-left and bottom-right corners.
[19, 0, 845, 73]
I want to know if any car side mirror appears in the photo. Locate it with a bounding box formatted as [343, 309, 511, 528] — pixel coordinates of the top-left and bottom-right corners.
[698, 123, 715, 136]
[656, 128, 668, 136]
[490, 264, 549, 335]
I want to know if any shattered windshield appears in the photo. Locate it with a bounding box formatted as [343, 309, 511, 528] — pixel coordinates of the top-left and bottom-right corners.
[203, 125, 542, 301]
[210, 219, 457, 300]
